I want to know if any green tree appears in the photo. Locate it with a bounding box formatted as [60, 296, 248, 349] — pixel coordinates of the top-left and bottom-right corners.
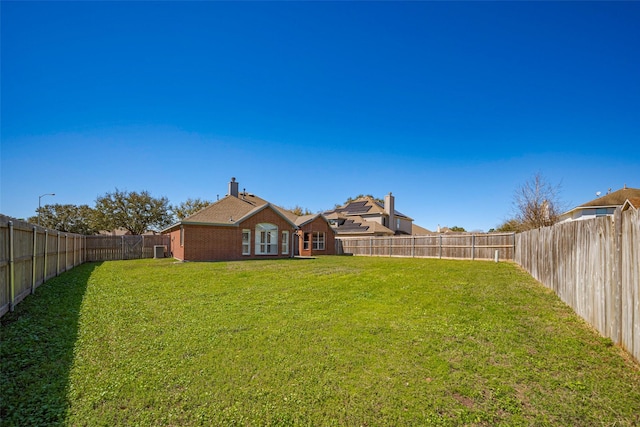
[28, 204, 99, 234]
[93, 189, 173, 235]
[288, 205, 313, 216]
[449, 226, 466, 232]
[171, 198, 213, 220]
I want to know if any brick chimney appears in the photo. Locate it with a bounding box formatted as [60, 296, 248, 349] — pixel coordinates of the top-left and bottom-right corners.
[228, 177, 239, 197]
[384, 192, 395, 232]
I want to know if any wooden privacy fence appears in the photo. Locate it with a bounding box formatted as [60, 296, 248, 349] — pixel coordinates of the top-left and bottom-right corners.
[0, 215, 85, 317]
[337, 233, 515, 261]
[515, 207, 639, 363]
[1, 215, 171, 317]
[85, 235, 170, 261]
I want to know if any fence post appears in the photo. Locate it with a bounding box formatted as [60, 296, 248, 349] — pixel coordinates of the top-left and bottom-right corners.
[613, 207, 623, 343]
[32, 226, 37, 294]
[370, 238, 372, 256]
[122, 235, 125, 260]
[43, 230, 48, 282]
[9, 221, 15, 312]
[56, 232, 60, 276]
[389, 238, 392, 257]
[412, 236, 415, 258]
[471, 234, 475, 261]
[439, 234, 442, 259]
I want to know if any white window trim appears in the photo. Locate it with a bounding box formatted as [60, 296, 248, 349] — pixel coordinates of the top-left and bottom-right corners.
[255, 223, 278, 255]
[313, 231, 325, 251]
[242, 229, 251, 255]
[282, 231, 289, 255]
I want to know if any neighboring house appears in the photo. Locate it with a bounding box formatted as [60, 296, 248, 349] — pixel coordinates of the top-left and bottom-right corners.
[324, 193, 414, 237]
[411, 223, 433, 235]
[559, 185, 640, 223]
[622, 198, 640, 211]
[162, 178, 335, 261]
[98, 228, 159, 236]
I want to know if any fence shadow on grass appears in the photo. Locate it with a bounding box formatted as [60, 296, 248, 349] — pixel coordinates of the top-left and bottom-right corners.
[0, 262, 101, 427]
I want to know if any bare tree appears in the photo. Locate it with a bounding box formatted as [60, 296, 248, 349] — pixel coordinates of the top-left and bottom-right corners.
[512, 173, 565, 230]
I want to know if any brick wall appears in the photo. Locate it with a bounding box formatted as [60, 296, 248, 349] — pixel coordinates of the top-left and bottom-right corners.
[179, 207, 297, 261]
[168, 228, 184, 260]
[298, 216, 336, 256]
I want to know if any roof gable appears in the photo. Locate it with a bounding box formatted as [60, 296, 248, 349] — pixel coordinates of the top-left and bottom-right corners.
[236, 203, 298, 228]
[173, 194, 297, 229]
[295, 213, 336, 232]
[184, 195, 262, 224]
[622, 198, 640, 211]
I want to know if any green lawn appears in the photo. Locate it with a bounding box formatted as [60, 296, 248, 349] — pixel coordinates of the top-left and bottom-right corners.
[1, 257, 639, 426]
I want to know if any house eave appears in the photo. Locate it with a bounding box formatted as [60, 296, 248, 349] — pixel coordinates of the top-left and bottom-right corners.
[561, 205, 623, 217]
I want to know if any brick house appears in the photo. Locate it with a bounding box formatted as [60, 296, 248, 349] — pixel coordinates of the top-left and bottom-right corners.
[163, 178, 335, 261]
[295, 214, 336, 257]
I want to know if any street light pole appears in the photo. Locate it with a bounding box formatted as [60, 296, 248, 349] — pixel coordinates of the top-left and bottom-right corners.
[38, 193, 55, 226]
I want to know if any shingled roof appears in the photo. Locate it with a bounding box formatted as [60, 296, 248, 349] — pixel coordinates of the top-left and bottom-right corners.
[579, 186, 640, 208]
[164, 192, 297, 230]
[332, 215, 394, 236]
[331, 196, 412, 220]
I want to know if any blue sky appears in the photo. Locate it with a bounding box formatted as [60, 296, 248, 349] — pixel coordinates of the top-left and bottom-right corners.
[1, 1, 638, 232]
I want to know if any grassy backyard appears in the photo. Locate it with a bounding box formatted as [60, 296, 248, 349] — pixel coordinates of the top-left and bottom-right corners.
[1, 256, 639, 426]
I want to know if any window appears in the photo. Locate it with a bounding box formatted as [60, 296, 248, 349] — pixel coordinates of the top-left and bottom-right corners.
[303, 232, 311, 250]
[180, 226, 184, 247]
[242, 229, 251, 255]
[255, 223, 278, 255]
[282, 231, 289, 255]
[396, 218, 401, 230]
[313, 232, 325, 250]
[596, 208, 608, 217]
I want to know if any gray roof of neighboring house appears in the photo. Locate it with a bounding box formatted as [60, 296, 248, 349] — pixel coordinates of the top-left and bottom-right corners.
[333, 216, 394, 236]
[411, 223, 432, 235]
[327, 196, 413, 220]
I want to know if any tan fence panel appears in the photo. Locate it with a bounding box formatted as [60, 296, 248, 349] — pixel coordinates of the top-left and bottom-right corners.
[0, 215, 85, 317]
[621, 208, 639, 362]
[85, 235, 170, 261]
[515, 208, 639, 363]
[1, 214, 169, 318]
[338, 233, 515, 261]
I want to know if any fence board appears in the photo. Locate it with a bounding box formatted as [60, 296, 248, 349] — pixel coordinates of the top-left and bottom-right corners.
[0, 216, 83, 316]
[84, 235, 169, 261]
[338, 233, 515, 261]
[515, 207, 639, 363]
